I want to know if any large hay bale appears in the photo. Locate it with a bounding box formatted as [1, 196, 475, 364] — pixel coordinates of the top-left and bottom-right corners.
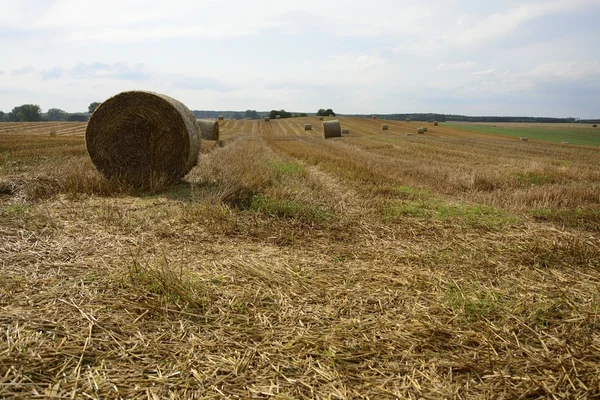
[196, 119, 219, 141]
[304, 123, 312, 131]
[342, 128, 350, 134]
[417, 128, 425, 134]
[433, 121, 438, 126]
[218, 115, 224, 121]
[264, 117, 270, 122]
[382, 124, 389, 130]
[520, 137, 528, 142]
[323, 120, 341, 139]
[85, 91, 200, 187]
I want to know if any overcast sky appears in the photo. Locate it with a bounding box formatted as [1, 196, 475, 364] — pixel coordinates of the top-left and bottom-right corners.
[1, 0, 599, 117]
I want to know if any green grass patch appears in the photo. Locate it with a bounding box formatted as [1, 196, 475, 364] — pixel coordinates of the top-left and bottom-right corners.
[514, 172, 556, 186]
[251, 194, 332, 223]
[272, 161, 305, 178]
[449, 124, 600, 146]
[530, 207, 600, 232]
[444, 283, 506, 321]
[384, 198, 518, 228]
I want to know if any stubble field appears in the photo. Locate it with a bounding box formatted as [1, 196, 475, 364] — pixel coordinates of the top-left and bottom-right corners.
[1, 118, 599, 398]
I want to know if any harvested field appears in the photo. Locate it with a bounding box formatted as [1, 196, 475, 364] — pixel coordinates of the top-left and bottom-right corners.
[1, 118, 600, 398]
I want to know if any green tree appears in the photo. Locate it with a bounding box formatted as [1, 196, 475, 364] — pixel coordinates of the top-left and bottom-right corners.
[9, 104, 43, 122]
[67, 114, 89, 122]
[316, 108, 335, 117]
[245, 109, 258, 119]
[269, 109, 292, 119]
[88, 102, 101, 113]
[0, 111, 5, 122]
[46, 108, 68, 121]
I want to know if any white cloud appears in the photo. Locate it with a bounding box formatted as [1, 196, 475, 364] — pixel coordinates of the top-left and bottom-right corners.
[433, 62, 476, 71]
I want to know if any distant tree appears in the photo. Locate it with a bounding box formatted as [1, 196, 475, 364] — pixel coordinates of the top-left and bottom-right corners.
[269, 109, 292, 119]
[245, 110, 258, 119]
[67, 113, 89, 122]
[299, 113, 308, 117]
[88, 102, 101, 113]
[317, 108, 335, 117]
[8, 104, 43, 122]
[232, 112, 243, 120]
[0, 111, 5, 122]
[46, 108, 68, 121]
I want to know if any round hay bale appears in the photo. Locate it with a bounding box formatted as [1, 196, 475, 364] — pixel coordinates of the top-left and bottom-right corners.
[323, 120, 341, 139]
[304, 123, 312, 131]
[417, 128, 425, 134]
[218, 115, 224, 121]
[329, 114, 335, 117]
[318, 117, 324, 121]
[520, 137, 528, 142]
[405, 118, 411, 122]
[422, 127, 428, 132]
[196, 119, 219, 141]
[264, 117, 270, 122]
[276, 115, 281, 119]
[593, 124, 598, 128]
[382, 124, 389, 130]
[372, 116, 378, 120]
[342, 128, 350, 134]
[406, 133, 414, 136]
[85, 91, 200, 188]
[433, 121, 438, 126]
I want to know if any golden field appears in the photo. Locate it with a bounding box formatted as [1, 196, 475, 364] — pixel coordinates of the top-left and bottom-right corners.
[1, 118, 599, 398]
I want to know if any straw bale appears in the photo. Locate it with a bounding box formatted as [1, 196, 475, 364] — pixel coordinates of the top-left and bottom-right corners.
[264, 117, 270, 122]
[417, 128, 425, 134]
[218, 115, 224, 121]
[304, 124, 312, 131]
[382, 124, 389, 130]
[406, 133, 414, 136]
[196, 119, 219, 141]
[433, 121, 439, 126]
[276, 115, 281, 119]
[85, 90, 200, 188]
[520, 137, 529, 142]
[319, 117, 324, 121]
[323, 120, 341, 138]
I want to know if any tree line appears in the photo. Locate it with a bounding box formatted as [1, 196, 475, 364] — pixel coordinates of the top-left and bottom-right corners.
[0, 102, 101, 122]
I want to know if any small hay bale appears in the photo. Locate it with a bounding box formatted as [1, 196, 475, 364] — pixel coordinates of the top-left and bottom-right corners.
[422, 127, 428, 132]
[85, 90, 200, 188]
[433, 121, 438, 126]
[329, 114, 335, 117]
[417, 128, 425, 134]
[381, 124, 389, 130]
[406, 133, 414, 137]
[372, 116, 378, 120]
[196, 119, 219, 141]
[405, 118, 411, 122]
[520, 137, 528, 142]
[323, 120, 341, 139]
[342, 128, 350, 134]
[593, 124, 598, 128]
[218, 115, 224, 121]
[264, 117, 270, 122]
[304, 123, 312, 131]
[276, 115, 281, 119]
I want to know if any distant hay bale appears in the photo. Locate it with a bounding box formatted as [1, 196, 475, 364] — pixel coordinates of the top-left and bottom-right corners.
[323, 120, 341, 139]
[381, 124, 389, 130]
[276, 115, 281, 119]
[304, 123, 312, 131]
[594, 124, 598, 128]
[319, 117, 324, 121]
[196, 119, 219, 141]
[329, 114, 335, 117]
[85, 90, 200, 188]
[372, 116, 378, 120]
[417, 128, 425, 134]
[405, 118, 411, 122]
[433, 121, 439, 126]
[342, 128, 350, 134]
[218, 115, 224, 121]
[520, 137, 528, 142]
[422, 127, 428, 132]
[264, 117, 270, 122]
[406, 133, 414, 136]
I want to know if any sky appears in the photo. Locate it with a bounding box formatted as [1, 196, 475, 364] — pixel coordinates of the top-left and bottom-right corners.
[1, 0, 599, 117]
